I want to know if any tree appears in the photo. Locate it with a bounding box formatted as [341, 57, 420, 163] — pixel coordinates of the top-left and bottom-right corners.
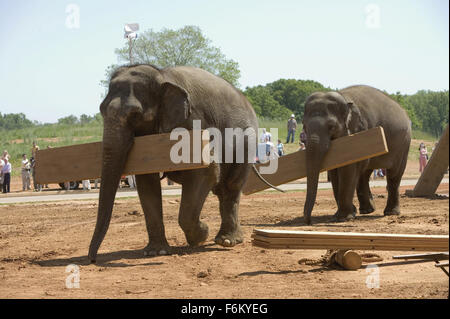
[101, 25, 241, 88]
[0, 112, 34, 130]
[244, 86, 292, 120]
[408, 90, 449, 137]
[389, 92, 420, 130]
[266, 79, 331, 119]
[57, 115, 79, 125]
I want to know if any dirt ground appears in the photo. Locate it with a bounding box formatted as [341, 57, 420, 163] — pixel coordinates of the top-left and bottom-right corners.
[0, 177, 448, 298]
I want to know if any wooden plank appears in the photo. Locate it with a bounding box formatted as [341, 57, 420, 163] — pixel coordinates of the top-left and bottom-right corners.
[253, 229, 449, 241]
[252, 240, 448, 252]
[408, 125, 449, 197]
[392, 252, 449, 261]
[243, 127, 388, 195]
[251, 234, 448, 248]
[35, 130, 210, 184]
[435, 261, 449, 267]
[251, 229, 449, 252]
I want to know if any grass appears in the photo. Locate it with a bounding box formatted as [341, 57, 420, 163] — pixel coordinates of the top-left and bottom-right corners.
[1, 119, 440, 177]
[1, 122, 103, 176]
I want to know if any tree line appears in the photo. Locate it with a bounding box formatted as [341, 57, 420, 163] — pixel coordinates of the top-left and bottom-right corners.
[0, 112, 102, 130]
[2, 26, 448, 138]
[243, 81, 449, 137]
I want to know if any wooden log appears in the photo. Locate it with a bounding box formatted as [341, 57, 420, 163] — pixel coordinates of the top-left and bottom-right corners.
[252, 229, 449, 252]
[34, 130, 210, 184]
[406, 125, 449, 197]
[335, 250, 362, 270]
[243, 127, 388, 195]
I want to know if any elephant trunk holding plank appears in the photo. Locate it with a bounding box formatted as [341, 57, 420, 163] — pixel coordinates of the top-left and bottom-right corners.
[88, 64, 258, 263]
[302, 85, 411, 225]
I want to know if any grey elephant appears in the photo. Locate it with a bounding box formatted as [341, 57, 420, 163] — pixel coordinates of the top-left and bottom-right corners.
[302, 85, 411, 224]
[88, 64, 258, 263]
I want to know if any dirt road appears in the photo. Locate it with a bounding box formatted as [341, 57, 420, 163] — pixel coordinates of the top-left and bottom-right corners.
[0, 182, 448, 299]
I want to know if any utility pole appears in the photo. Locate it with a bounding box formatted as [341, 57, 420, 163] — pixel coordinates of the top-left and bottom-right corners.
[124, 23, 139, 65]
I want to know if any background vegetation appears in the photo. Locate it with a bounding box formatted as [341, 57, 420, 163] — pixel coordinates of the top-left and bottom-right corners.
[1, 26, 447, 176]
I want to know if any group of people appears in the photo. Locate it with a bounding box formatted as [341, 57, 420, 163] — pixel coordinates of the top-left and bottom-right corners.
[0, 142, 48, 194]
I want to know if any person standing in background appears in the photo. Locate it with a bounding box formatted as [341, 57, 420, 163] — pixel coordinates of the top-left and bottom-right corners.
[31, 141, 39, 158]
[0, 156, 4, 190]
[277, 139, 285, 156]
[300, 128, 307, 147]
[419, 142, 428, 174]
[286, 114, 297, 143]
[2, 157, 11, 193]
[30, 157, 41, 192]
[21, 154, 32, 191]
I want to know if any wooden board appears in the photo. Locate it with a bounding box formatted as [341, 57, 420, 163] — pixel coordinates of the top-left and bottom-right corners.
[407, 125, 449, 197]
[243, 127, 388, 195]
[35, 130, 210, 184]
[252, 229, 449, 252]
[253, 229, 449, 241]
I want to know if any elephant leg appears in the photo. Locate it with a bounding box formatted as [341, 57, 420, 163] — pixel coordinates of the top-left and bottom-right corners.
[333, 164, 358, 221]
[178, 168, 217, 246]
[135, 173, 169, 256]
[357, 169, 376, 214]
[329, 168, 339, 200]
[384, 156, 407, 216]
[328, 169, 341, 216]
[214, 163, 249, 247]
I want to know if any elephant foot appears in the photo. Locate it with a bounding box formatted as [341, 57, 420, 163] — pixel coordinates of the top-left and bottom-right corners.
[185, 222, 209, 247]
[332, 206, 357, 222]
[143, 241, 171, 257]
[215, 228, 243, 247]
[359, 206, 375, 215]
[359, 197, 376, 215]
[384, 206, 400, 216]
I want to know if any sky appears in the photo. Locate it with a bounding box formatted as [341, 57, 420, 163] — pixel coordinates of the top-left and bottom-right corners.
[0, 0, 448, 123]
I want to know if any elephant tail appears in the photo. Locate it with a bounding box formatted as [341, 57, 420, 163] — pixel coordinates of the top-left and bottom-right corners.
[252, 164, 285, 193]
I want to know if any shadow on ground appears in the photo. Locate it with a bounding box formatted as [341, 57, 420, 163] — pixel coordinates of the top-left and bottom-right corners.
[32, 244, 230, 268]
[244, 214, 385, 228]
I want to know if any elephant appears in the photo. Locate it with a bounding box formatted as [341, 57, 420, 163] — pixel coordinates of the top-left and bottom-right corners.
[88, 64, 259, 263]
[302, 85, 411, 225]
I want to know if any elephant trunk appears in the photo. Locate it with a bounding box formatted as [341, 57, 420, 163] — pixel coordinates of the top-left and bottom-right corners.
[303, 130, 330, 225]
[88, 123, 134, 263]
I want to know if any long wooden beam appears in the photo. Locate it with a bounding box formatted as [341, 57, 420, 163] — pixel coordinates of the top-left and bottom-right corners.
[252, 229, 449, 252]
[35, 130, 210, 184]
[406, 125, 449, 197]
[243, 127, 388, 195]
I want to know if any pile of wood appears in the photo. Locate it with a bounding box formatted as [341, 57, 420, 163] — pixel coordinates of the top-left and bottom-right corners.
[252, 229, 449, 252]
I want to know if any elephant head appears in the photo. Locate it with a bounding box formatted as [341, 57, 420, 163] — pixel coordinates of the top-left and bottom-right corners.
[302, 91, 366, 225]
[88, 64, 192, 262]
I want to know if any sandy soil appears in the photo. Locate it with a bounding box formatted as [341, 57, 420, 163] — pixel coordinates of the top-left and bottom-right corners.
[0, 180, 448, 299]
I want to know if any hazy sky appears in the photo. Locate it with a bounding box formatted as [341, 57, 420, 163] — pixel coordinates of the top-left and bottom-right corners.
[0, 0, 448, 123]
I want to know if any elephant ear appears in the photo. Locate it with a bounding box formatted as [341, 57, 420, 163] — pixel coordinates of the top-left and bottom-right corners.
[343, 99, 366, 134]
[159, 82, 191, 132]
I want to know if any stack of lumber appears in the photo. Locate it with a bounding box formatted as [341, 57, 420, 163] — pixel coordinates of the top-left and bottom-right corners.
[252, 229, 449, 252]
